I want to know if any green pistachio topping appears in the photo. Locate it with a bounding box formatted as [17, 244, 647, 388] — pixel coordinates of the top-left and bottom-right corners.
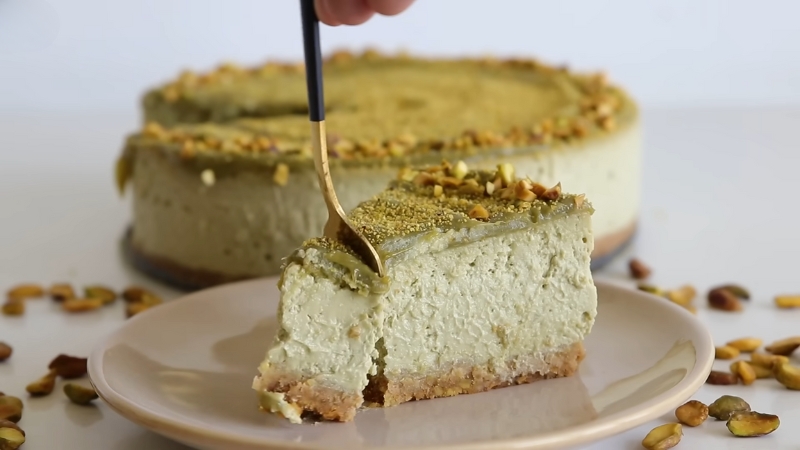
[283, 161, 592, 294]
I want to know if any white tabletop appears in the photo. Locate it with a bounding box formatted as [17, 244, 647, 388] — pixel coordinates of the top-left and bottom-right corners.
[1, 107, 798, 449]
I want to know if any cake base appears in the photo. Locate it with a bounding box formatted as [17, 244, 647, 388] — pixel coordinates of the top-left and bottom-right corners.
[369, 342, 585, 408]
[123, 223, 636, 291]
[257, 374, 363, 423]
[255, 342, 585, 423]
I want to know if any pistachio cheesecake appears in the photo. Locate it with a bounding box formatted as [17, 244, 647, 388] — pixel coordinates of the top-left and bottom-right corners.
[118, 50, 640, 287]
[253, 162, 597, 423]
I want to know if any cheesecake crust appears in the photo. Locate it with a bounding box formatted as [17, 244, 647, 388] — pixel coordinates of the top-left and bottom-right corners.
[256, 373, 363, 422]
[255, 342, 585, 423]
[367, 342, 586, 407]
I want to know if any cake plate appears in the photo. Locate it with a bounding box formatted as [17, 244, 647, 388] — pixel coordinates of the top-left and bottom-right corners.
[88, 278, 713, 450]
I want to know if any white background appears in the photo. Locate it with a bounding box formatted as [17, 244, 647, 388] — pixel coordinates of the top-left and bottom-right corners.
[2, 1, 800, 449]
[2, 0, 800, 113]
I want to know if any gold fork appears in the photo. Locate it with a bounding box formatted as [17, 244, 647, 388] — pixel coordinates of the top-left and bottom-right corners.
[299, 0, 386, 277]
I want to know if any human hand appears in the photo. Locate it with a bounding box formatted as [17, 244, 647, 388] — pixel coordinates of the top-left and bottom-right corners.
[315, 0, 415, 26]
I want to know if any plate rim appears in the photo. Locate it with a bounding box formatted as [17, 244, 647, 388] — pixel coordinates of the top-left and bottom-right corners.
[88, 278, 714, 450]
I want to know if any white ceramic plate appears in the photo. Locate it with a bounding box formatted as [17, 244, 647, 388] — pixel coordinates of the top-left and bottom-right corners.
[89, 279, 713, 450]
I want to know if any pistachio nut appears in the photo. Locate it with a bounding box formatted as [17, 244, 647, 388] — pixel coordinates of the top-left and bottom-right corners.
[714, 345, 740, 360]
[775, 295, 800, 308]
[706, 370, 738, 385]
[49, 283, 75, 301]
[765, 336, 800, 356]
[773, 362, 800, 390]
[713, 284, 750, 300]
[708, 287, 742, 311]
[48, 354, 88, 379]
[63, 383, 98, 406]
[666, 285, 696, 306]
[0, 396, 23, 423]
[84, 285, 117, 305]
[708, 395, 751, 420]
[1, 301, 24, 317]
[122, 286, 153, 303]
[726, 337, 762, 353]
[628, 258, 651, 279]
[726, 411, 780, 437]
[0, 343, 11, 362]
[674, 400, 708, 427]
[641, 423, 682, 450]
[6, 284, 44, 301]
[0, 424, 25, 450]
[638, 284, 664, 296]
[750, 364, 773, 379]
[26, 370, 57, 397]
[730, 361, 756, 385]
[750, 352, 789, 369]
[62, 298, 104, 313]
[0, 420, 23, 435]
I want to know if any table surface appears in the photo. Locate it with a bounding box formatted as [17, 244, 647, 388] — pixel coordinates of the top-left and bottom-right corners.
[1, 107, 799, 450]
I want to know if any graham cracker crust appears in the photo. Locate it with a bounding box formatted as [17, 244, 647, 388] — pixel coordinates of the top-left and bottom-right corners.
[256, 373, 363, 422]
[256, 342, 586, 423]
[367, 342, 586, 407]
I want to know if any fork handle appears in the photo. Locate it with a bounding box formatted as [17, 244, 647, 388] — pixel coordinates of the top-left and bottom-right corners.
[300, 0, 325, 122]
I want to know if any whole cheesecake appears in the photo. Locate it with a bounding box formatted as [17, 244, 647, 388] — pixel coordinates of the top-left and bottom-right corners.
[117, 50, 640, 288]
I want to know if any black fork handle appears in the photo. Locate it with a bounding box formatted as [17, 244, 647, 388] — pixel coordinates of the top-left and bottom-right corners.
[300, 0, 325, 122]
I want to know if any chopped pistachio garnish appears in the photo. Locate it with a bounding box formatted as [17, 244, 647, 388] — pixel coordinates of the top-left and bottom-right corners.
[300, 161, 590, 257]
[118, 51, 635, 191]
[273, 163, 290, 186]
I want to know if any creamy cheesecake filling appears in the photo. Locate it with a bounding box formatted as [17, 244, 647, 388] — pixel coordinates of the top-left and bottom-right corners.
[380, 215, 595, 376]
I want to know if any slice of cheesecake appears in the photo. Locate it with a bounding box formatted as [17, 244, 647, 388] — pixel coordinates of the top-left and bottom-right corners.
[253, 161, 597, 423]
